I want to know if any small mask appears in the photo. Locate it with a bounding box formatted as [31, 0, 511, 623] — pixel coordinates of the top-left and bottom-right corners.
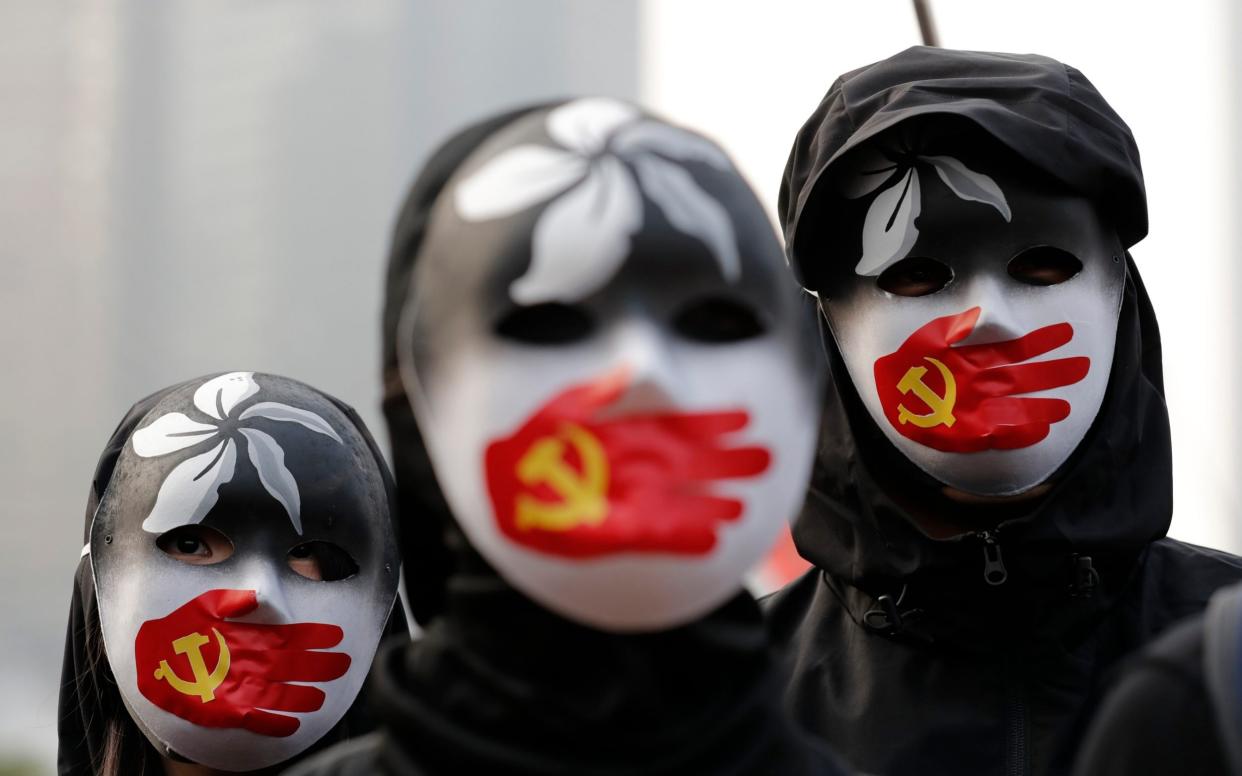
[817, 133, 1126, 496]
[398, 98, 822, 631]
[90, 372, 399, 771]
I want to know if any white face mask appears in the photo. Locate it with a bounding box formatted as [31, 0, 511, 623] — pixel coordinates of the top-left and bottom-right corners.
[90, 373, 399, 772]
[819, 142, 1126, 496]
[399, 98, 821, 632]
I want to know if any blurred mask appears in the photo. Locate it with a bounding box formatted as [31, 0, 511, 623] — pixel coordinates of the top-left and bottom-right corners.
[89, 372, 399, 771]
[398, 98, 821, 631]
[817, 134, 1126, 496]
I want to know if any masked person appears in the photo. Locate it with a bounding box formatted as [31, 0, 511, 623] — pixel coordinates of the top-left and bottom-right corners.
[58, 372, 402, 775]
[764, 46, 1242, 776]
[285, 98, 848, 776]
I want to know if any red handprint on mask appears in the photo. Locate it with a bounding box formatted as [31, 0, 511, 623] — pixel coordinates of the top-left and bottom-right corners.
[873, 307, 1089, 452]
[134, 589, 350, 737]
[485, 368, 771, 558]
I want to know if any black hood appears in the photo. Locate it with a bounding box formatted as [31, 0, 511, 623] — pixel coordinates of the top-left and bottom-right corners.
[57, 380, 402, 775]
[779, 46, 1170, 646]
[781, 46, 1147, 264]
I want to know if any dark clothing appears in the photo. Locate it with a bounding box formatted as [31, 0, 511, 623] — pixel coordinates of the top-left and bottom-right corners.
[769, 45, 1242, 776]
[290, 102, 850, 776]
[1073, 614, 1230, 776]
[288, 588, 847, 776]
[766, 539, 1242, 776]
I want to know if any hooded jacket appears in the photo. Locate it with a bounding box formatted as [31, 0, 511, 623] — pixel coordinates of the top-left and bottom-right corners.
[57, 382, 403, 776]
[283, 103, 848, 776]
[763, 46, 1242, 776]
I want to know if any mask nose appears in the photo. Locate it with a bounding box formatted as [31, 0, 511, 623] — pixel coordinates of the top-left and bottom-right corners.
[607, 315, 681, 412]
[236, 557, 294, 622]
[961, 274, 1025, 344]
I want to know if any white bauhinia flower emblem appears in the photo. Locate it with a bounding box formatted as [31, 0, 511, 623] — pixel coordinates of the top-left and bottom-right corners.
[453, 97, 742, 305]
[842, 140, 1012, 277]
[131, 372, 343, 534]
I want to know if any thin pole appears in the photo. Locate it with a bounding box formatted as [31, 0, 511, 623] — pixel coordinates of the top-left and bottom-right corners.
[912, 0, 940, 47]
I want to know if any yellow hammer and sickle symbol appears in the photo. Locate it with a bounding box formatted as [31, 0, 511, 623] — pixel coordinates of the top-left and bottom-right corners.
[514, 423, 609, 532]
[153, 628, 230, 703]
[896, 357, 958, 429]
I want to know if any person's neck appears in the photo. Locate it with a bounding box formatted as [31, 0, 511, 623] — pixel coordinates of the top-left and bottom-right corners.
[897, 483, 1052, 539]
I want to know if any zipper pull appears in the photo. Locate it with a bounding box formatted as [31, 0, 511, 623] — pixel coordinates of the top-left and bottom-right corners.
[980, 531, 1008, 586]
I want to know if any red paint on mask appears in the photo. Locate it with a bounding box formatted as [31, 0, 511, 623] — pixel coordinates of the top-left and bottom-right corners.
[134, 589, 350, 737]
[873, 307, 1089, 452]
[485, 369, 771, 558]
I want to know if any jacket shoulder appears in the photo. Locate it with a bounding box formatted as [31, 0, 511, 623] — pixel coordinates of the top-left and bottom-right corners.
[281, 732, 383, 776]
[1146, 538, 1242, 593]
[1134, 538, 1242, 629]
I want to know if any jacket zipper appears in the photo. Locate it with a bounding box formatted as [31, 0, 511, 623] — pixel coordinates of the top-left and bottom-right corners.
[984, 530, 1025, 775]
[979, 530, 1008, 586]
[1005, 673, 1029, 776]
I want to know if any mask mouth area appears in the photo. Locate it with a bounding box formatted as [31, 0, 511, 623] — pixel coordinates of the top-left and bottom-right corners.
[483, 369, 772, 559]
[873, 307, 1090, 454]
[133, 588, 350, 738]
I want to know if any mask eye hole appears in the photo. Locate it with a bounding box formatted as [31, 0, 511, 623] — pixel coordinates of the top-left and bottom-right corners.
[673, 297, 766, 343]
[876, 256, 954, 297]
[1007, 246, 1083, 286]
[494, 303, 594, 345]
[288, 541, 358, 582]
[157, 525, 234, 566]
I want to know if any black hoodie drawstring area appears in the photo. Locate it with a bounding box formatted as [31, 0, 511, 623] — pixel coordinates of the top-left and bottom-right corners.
[848, 531, 1101, 641]
[1071, 555, 1100, 598]
[975, 529, 1097, 595]
[861, 583, 918, 635]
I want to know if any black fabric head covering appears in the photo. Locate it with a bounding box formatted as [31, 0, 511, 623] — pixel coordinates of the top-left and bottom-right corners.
[57, 380, 404, 776]
[371, 101, 844, 775]
[779, 46, 1169, 647]
[782, 46, 1146, 267]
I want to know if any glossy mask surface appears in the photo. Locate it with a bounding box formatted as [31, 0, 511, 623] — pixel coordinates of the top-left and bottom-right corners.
[90, 373, 399, 771]
[399, 98, 821, 631]
[818, 138, 1126, 496]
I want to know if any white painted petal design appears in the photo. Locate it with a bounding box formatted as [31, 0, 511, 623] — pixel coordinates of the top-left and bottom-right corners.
[546, 97, 639, 155]
[924, 155, 1012, 221]
[613, 121, 733, 172]
[194, 372, 259, 420]
[238, 402, 344, 443]
[856, 167, 922, 277]
[510, 155, 644, 305]
[131, 413, 218, 457]
[141, 439, 237, 533]
[240, 428, 302, 534]
[633, 155, 740, 282]
[454, 145, 588, 221]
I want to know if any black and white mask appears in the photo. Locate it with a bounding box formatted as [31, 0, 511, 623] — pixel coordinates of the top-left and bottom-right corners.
[89, 372, 399, 771]
[817, 134, 1126, 496]
[399, 98, 821, 631]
